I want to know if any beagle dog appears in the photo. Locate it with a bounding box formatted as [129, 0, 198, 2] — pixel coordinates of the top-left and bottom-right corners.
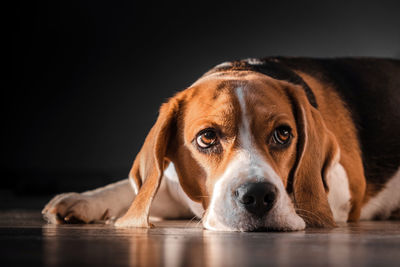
[42, 57, 400, 231]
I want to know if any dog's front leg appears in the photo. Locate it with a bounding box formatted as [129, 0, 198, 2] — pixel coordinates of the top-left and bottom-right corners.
[42, 172, 196, 224]
[42, 179, 134, 224]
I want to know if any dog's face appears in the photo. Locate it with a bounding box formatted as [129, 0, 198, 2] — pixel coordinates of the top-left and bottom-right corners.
[176, 72, 304, 231]
[129, 69, 338, 231]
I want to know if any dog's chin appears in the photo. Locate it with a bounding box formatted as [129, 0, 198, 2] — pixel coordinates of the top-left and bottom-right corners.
[204, 219, 304, 232]
[234, 220, 305, 232]
[203, 212, 306, 232]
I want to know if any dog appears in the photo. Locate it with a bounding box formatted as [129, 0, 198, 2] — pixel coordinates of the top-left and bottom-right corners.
[42, 57, 400, 231]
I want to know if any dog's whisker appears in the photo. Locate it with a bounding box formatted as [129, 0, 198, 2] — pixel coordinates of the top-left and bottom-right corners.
[184, 215, 200, 229]
[294, 208, 328, 225]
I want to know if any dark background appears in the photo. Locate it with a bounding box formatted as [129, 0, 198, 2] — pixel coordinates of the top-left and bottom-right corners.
[4, 1, 400, 207]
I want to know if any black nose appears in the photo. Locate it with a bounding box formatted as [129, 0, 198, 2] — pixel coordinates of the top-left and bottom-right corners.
[234, 182, 278, 217]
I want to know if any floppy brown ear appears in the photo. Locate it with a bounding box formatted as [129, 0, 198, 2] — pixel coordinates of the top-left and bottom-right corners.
[115, 96, 181, 228]
[287, 86, 338, 228]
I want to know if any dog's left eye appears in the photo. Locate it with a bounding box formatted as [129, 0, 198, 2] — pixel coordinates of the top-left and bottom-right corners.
[272, 126, 292, 145]
[196, 129, 218, 148]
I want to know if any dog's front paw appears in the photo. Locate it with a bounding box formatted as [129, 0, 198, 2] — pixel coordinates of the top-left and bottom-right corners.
[42, 193, 109, 224]
[114, 214, 153, 228]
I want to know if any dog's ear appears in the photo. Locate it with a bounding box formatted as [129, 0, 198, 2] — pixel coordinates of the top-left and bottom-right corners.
[286, 86, 338, 228]
[115, 95, 182, 228]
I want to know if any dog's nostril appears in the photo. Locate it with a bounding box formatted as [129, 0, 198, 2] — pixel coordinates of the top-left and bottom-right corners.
[263, 191, 276, 204]
[242, 195, 255, 205]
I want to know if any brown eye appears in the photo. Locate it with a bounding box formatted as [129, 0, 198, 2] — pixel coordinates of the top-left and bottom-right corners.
[196, 129, 218, 148]
[272, 126, 292, 145]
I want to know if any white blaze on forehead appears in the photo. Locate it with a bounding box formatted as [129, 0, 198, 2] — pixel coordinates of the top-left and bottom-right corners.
[235, 86, 253, 150]
[234, 86, 269, 178]
[235, 86, 293, 186]
[234, 86, 267, 169]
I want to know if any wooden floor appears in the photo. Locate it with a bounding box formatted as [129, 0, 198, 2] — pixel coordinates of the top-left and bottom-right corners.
[1, 210, 399, 267]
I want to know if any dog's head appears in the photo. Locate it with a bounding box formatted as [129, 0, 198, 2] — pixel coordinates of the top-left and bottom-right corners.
[128, 60, 339, 231]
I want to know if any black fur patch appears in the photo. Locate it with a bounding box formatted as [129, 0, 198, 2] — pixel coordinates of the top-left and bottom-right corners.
[209, 58, 319, 108]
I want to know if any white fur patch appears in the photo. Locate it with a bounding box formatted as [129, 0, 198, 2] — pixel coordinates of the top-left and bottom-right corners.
[203, 173, 236, 231]
[360, 167, 400, 220]
[244, 58, 264, 65]
[235, 87, 252, 149]
[164, 163, 204, 218]
[326, 162, 351, 222]
[203, 150, 305, 231]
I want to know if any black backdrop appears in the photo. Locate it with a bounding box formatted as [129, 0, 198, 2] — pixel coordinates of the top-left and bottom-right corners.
[5, 1, 400, 200]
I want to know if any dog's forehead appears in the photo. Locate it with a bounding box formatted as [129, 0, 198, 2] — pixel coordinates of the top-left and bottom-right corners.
[184, 72, 293, 128]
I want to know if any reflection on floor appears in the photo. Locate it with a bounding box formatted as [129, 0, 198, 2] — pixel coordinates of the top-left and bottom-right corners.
[0, 210, 399, 267]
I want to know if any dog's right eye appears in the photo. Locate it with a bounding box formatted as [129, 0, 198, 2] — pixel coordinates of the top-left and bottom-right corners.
[196, 129, 218, 149]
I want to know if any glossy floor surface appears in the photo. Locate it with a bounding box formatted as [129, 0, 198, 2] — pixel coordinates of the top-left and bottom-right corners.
[1, 210, 399, 267]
